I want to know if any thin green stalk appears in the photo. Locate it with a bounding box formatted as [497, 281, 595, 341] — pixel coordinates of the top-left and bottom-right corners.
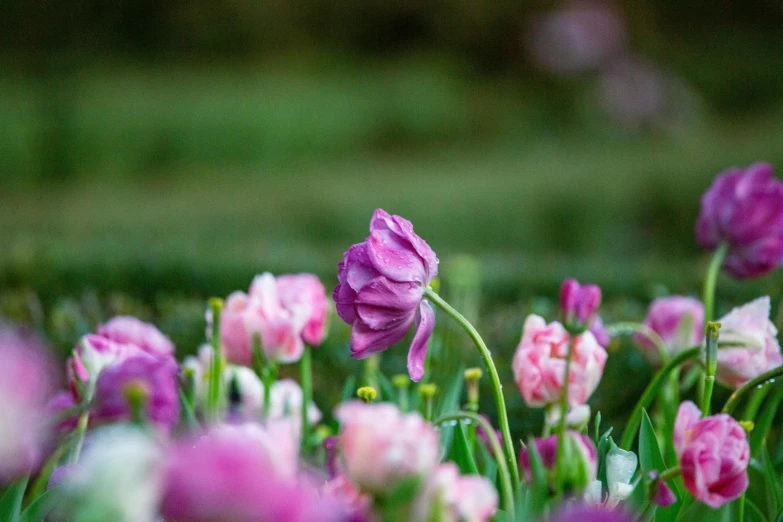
[703, 242, 728, 324]
[658, 466, 681, 481]
[300, 346, 313, 451]
[69, 410, 90, 464]
[722, 365, 783, 415]
[554, 335, 576, 496]
[621, 347, 701, 450]
[435, 412, 514, 520]
[738, 492, 745, 522]
[700, 322, 720, 416]
[207, 298, 224, 425]
[424, 288, 521, 491]
[607, 322, 669, 363]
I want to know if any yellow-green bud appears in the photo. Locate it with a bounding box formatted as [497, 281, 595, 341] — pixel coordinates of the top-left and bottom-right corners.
[208, 297, 225, 314]
[418, 383, 438, 399]
[464, 368, 483, 381]
[357, 386, 377, 403]
[739, 420, 755, 434]
[392, 374, 410, 388]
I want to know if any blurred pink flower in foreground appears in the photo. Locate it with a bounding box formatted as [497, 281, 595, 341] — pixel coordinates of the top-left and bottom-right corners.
[0, 324, 56, 481]
[413, 463, 498, 522]
[513, 314, 607, 407]
[635, 296, 704, 363]
[674, 401, 749, 508]
[528, 1, 626, 74]
[697, 163, 783, 279]
[334, 209, 439, 382]
[162, 425, 350, 522]
[91, 353, 180, 433]
[335, 400, 440, 495]
[713, 296, 783, 389]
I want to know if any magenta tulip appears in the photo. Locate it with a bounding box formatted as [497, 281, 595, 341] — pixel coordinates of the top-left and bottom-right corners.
[334, 209, 439, 382]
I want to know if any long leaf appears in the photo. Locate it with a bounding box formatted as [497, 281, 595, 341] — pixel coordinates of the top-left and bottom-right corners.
[639, 409, 682, 522]
[0, 477, 29, 522]
[751, 385, 783, 458]
[448, 421, 479, 475]
[20, 487, 59, 522]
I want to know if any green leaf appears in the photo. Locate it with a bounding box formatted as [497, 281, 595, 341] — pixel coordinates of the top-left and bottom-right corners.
[677, 499, 737, 522]
[376, 371, 396, 403]
[447, 421, 479, 475]
[0, 477, 29, 522]
[760, 446, 783, 520]
[475, 436, 498, 484]
[639, 409, 666, 474]
[750, 385, 783, 458]
[519, 437, 547, 519]
[596, 427, 613, 493]
[20, 487, 59, 522]
[340, 374, 357, 403]
[744, 496, 768, 522]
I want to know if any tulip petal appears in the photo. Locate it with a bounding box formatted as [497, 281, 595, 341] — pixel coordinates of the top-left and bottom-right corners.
[350, 316, 414, 359]
[407, 300, 435, 382]
[354, 277, 422, 330]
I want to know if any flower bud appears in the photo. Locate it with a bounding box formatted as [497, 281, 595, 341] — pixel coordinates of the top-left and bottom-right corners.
[648, 471, 676, 507]
[357, 386, 377, 403]
[519, 432, 597, 492]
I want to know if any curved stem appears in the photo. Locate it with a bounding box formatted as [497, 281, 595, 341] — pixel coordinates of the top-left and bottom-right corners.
[620, 347, 701, 450]
[700, 322, 720, 416]
[424, 288, 521, 492]
[703, 242, 728, 324]
[607, 322, 669, 364]
[722, 365, 783, 415]
[435, 412, 514, 519]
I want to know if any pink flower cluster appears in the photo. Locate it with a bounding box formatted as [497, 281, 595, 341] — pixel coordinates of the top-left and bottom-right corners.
[221, 272, 328, 366]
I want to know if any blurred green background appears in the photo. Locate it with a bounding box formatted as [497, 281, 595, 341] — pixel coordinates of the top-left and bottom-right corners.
[4, 0, 783, 431]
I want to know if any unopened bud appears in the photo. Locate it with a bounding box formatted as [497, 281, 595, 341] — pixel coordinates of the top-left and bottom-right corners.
[123, 379, 150, 425]
[418, 383, 438, 399]
[392, 374, 410, 388]
[738, 420, 755, 434]
[464, 368, 482, 408]
[357, 386, 377, 403]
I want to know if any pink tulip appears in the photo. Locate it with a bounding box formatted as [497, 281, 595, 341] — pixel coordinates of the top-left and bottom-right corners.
[513, 314, 608, 407]
[674, 401, 749, 508]
[0, 325, 56, 481]
[220, 273, 307, 366]
[277, 274, 330, 346]
[714, 297, 783, 388]
[635, 296, 704, 363]
[413, 463, 498, 522]
[335, 400, 440, 495]
[97, 316, 175, 357]
[67, 334, 148, 399]
[334, 209, 439, 382]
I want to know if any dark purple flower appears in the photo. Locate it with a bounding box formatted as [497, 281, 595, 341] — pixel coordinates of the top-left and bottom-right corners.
[548, 504, 634, 522]
[696, 163, 783, 279]
[648, 471, 676, 507]
[91, 354, 180, 433]
[519, 432, 597, 489]
[334, 209, 439, 382]
[560, 279, 602, 327]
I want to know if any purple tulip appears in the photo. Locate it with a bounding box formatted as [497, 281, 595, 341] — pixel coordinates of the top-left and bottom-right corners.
[519, 431, 597, 488]
[635, 296, 704, 363]
[334, 209, 439, 382]
[696, 163, 783, 279]
[91, 354, 180, 433]
[560, 279, 602, 327]
[648, 471, 676, 507]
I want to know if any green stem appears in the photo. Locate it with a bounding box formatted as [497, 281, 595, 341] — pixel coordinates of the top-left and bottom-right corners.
[738, 492, 745, 522]
[435, 412, 514, 520]
[69, 410, 90, 464]
[300, 346, 313, 451]
[607, 322, 669, 363]
[703, 242, 728, 324]
[554, 336, 576, 496]
[424, 288, 521, 491]
[658, 466, 681, 482]
[621, 347, 701, 450]
[700, 322, 720, 416]
[207, 298, 224, 425]
[722, 365, 783, 415]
